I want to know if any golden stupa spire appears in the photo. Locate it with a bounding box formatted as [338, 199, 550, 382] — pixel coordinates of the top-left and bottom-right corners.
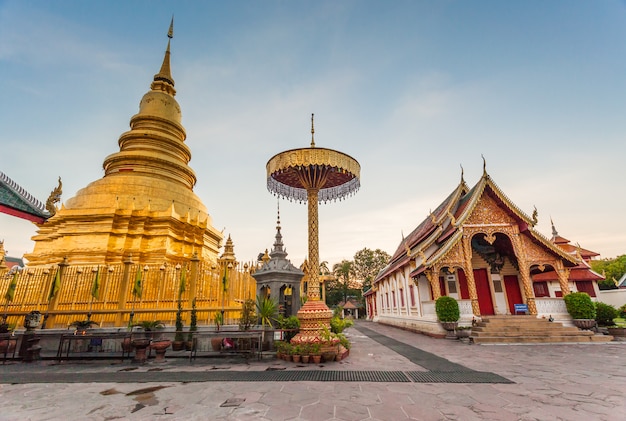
[151, 17, 176, 95]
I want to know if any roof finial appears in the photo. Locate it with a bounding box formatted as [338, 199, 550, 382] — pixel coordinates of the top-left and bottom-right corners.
[460, 164, 464, 182]
[481, 154, 487, 175]
[550, 217, 558, 237]
[310, 113, 315, 147]
[151, 17, 176, 95]
[277, 199, 281, 228]
[168, 16, 174, 39]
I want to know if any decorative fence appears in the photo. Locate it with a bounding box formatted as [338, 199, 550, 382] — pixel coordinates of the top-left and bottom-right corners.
[1, 258, 257, 329]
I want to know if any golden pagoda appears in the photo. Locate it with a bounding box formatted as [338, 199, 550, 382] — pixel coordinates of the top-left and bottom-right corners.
[25, 20, 222, 267]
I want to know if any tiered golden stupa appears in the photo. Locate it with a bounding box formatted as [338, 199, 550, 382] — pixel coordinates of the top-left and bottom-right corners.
[25, 21, 222, 267]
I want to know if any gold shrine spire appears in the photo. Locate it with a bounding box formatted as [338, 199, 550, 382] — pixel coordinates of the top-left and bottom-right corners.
[151, 17, 176, 96]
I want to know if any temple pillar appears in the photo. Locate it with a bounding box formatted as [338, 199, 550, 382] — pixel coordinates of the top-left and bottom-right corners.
[44, 257, 69, 328]
[509, 232, 538, 315]
[115, 254, 133, 326]
[425, 269, 441, 300]
[188, 253, 200, 306]
[555, 260, 571, 296]
[461, 235, 481, 315]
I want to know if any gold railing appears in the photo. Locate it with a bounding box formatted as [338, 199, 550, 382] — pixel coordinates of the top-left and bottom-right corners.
[0, 259, 256, 329]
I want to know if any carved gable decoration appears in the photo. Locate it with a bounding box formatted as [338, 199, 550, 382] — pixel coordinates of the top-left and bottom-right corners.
[464, 194, 515, 226]
[437, 240, 465, 271]
[520, 234, 557, 267]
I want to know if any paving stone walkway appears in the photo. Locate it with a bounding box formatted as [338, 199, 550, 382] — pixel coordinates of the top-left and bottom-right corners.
[0, 320, 624, 420]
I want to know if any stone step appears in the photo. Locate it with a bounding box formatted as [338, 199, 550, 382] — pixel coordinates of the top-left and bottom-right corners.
[472, 335, 613, 344]
[472, 326, 581, 334]
[467, 315, 613, 344]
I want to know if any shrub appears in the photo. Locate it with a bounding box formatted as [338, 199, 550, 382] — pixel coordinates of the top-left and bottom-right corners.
[239, 298, 256, 331]
[187, 298, 197, 342]
[174, 300, 184, 342]
[277, 315, 300, 342]
[595, 302, 618, 326]
[619, 304, 626, 319]
[435, 296, 460, 322]
[330, 316, 353, 334]
[563, 292, 596, 319]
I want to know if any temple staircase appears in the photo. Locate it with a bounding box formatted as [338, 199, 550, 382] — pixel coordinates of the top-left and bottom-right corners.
[470, 315, 613, 344]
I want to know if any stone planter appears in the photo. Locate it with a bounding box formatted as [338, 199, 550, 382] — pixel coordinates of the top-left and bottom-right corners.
[607, 327, 626, 337]
[211, 337, 223, 351]
[440, 321, 458, 339]
[0, 337, 17, 354]
[171, 340, 185, 351]
[151, 340, 171, 363]
[456, 328, 472, 339]
[572, 319, 596, 330]
[131, 339, 151, 363]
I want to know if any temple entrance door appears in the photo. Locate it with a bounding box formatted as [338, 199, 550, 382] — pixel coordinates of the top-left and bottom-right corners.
[473, 269, 495, 315]
[504, 275, 523, 315]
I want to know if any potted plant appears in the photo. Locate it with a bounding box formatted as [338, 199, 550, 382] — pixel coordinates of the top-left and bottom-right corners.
[291, 344, 302, 363]
[130, 320, 164, 363]
[595, 302, 618, 327]
[456, 326, 472, 339]
[310, 343, 322, 364]
[300, 343, 311, 363]
[186, 298, 198, 351]
[256, 296, 278, 350]
[282, 342, 293, 361]
[69, 319, 98, 334]
[336, 333, 351, 360]
[274, 340, 286, 359]
[435, 296, 460, 339]
[172, 301, 185, 351]
[608, 304, 626, 337]
[564, 292, 597, 330]
[0, 322, 17, 356]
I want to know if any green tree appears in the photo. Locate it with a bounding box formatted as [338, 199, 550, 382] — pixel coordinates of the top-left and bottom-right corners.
[591, 255, 626, 287]
[353, 248, 391, 291]
[328, 260, 357, 306]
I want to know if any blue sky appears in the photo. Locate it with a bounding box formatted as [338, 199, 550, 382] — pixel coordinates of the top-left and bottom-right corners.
[1, 0, 625, 266]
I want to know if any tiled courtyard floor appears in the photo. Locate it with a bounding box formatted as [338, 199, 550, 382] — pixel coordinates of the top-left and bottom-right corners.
[0, 320, 624, 420]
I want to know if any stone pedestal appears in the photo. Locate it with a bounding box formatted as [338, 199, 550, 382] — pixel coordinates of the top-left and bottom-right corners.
[131, 339, 151, 363]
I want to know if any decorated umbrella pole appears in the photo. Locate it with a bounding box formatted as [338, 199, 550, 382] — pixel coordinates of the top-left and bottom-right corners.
[266, 114, 360, 344]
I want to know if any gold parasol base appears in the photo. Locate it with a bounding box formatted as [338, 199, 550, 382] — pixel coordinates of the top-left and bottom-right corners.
[290, 300, 334, 345]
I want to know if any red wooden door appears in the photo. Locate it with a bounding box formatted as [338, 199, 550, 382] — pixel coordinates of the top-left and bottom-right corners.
[473, 269, 495, 315]
[504, 275, 523, 315]
[458, 270, 470, 299]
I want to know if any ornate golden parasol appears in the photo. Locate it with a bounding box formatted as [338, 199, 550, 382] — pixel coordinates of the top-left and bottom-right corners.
[266, 114, 360, 343]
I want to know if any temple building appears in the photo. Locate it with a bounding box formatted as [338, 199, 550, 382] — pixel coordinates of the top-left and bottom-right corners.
[365, 164, 606, 339]
[24, 21, 223, 267]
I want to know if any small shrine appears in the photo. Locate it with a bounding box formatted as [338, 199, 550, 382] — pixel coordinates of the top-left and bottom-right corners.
[252, 206, 304, 317]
